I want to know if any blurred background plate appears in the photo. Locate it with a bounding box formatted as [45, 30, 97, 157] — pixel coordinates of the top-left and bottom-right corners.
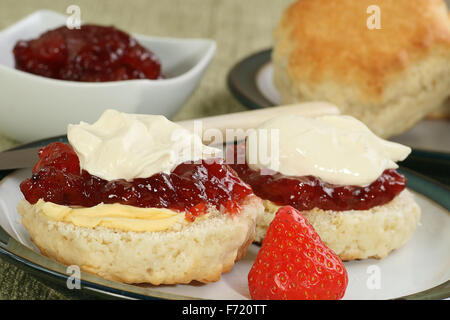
[227, 49, 450, 154]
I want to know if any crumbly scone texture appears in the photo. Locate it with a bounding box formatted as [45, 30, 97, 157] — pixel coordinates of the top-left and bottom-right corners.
[18, 195, 263, 285]
[272, 0, 450, 138]
[255, 189, 421, 261]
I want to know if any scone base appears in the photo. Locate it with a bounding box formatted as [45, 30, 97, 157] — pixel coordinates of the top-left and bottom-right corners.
[18, 196, 263, 285]
[256, 189, 421, 260]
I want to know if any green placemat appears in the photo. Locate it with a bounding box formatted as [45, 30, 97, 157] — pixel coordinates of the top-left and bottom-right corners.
[0, 0, 293, 299]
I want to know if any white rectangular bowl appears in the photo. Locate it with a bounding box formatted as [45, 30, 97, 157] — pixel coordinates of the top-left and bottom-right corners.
[0, 10, 216, 142]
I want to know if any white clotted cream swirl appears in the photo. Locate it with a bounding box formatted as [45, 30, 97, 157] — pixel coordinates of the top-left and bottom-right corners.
[67, 109, 220, 181]
[246, 115, 411, 186]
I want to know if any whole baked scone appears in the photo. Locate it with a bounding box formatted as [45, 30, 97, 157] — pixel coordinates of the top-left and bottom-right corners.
[229, 114, 421, 260]
[272, 0, 450, 138]
[18, 110, 263, 285]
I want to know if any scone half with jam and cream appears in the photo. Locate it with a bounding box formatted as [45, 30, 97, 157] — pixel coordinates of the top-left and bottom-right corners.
[18, 110, 263, 285]
[228, 115, 421, 261]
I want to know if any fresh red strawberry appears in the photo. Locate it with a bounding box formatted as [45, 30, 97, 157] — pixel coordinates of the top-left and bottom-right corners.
[248, 206, 348, 300]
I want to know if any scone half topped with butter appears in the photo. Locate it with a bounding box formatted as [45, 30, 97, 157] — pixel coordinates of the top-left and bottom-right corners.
[273, 0, 450, 138]
[229, 114, 421, 261]
[18, 109, 263, 285]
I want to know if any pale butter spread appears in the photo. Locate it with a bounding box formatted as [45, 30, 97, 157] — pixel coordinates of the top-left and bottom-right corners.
[33, 199, 184, 232]
[67, 109, 220, 181]
[246, 115, 411, 186]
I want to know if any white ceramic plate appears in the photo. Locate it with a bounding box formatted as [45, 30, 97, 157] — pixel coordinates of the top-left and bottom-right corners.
[0, 165, 449, 300]
[0, 10, 216, 142]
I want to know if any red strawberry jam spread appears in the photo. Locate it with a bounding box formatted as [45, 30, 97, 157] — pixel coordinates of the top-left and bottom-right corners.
[13, 25, 161, 82]
[228, 143, 406, 211]
[20, 143, 253, 221]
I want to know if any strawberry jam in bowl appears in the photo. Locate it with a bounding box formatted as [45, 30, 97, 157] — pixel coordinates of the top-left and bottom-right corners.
[13, 24, 162, 82]
[0, 10, 216, 142]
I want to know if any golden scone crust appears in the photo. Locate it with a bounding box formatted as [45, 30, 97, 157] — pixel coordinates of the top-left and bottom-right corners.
[18, 195, 263, 285]
[427, 97, 450, 119]
[255, 190, 421, 260]
[273, 0, 450, 138]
